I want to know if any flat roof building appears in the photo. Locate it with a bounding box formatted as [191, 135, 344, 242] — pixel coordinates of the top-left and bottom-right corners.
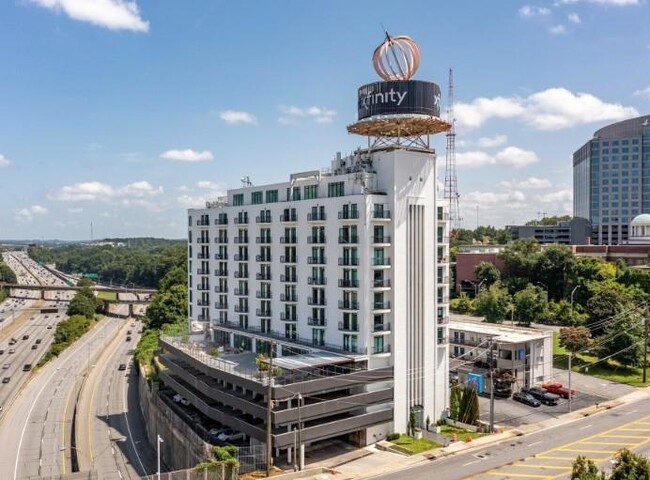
[506, 217, 591, 246]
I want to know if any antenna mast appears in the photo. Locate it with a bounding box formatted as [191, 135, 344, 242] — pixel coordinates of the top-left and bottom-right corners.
[444, 68, 462, 230]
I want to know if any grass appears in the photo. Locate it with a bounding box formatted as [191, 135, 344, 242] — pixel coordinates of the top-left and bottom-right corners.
[96, 291, 117, 301]
[439, 425, 486, 440]
[390, 435, 441, 455]
[553, 331, 649, 387]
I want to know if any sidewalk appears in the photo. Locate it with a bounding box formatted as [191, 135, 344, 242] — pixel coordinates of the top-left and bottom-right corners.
[272, 386, 650, 480]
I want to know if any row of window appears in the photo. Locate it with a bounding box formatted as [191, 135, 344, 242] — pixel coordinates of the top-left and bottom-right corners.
[232, 181, 346, 207]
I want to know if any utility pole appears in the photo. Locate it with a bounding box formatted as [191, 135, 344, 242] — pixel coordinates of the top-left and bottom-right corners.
[489, 337, 495, 433]
[568, 285, 580, 414]
[297, 393, 303, 470]
[266, 342, 274, 477]
[643, 312, 649, 384]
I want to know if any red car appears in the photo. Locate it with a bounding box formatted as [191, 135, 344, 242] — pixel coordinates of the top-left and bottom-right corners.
[541, 382, 575, 399]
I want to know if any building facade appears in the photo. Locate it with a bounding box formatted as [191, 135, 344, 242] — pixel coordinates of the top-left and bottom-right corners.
[505, 217, 591, 245]
[573, 115, 650, 245]
[174, 147, 449, 464]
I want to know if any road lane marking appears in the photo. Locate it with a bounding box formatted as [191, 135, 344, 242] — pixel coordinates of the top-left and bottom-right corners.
[463, 460, 481, 466]
[527, 441, 542, 447]
[579, 424, 592, 430]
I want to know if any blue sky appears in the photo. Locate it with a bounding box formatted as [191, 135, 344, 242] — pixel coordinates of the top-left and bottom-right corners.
[1, 0, 649, 240]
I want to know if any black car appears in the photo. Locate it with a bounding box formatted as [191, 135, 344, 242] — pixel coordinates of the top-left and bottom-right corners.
[2, 377, 10, 384]
[513, 391, 541, 407]
[523, 387, 560, 406]
[118, 364, 127, 371]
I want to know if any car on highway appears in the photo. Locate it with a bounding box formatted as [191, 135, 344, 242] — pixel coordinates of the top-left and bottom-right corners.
[8, 339, 16, 346]
[8, 349, 15, 355]
[512, 391, 541, 407]
[541, 382, 575, 399]
[2, 377, 10, 384]
[2, 364, 9, 370]
[23, 364, 31, 371]
[0, 350, 4, 355]
[47, 325, 53, 329]
[118, 364, 127, 371]
[126, 336, 131, 342]
[35, 339, 42, 344]
[522, 387, 560, 406]
[22, 335, 29, 340]
[31, 344, 37, 350]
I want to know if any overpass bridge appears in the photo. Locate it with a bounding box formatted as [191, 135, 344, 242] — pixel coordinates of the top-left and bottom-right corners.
[0, 283, 156, 301]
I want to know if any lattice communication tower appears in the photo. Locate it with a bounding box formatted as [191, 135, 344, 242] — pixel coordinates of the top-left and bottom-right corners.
[444, 68, 462, 230]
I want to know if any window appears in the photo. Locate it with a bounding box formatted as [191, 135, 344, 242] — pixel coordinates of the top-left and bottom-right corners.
[251, 191, 263, 205]
[188, 215, 192, 226]
[265, 189, 278, 203]
[233, 194, 244, 206]
[286, 186, 301, 201]
[343, 334, 358, 353]
[328, 181, 345, 198]
[373, 336, 384, 354]
[304, 184, 318, 200]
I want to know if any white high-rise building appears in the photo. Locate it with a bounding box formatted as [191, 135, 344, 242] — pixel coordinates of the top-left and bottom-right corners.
[162, 34, 449, 467]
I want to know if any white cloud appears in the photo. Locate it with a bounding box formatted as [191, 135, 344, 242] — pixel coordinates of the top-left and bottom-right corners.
[634, 86, 650, 99]
[537, 188, 573, 203]
[0, 154, 11, 167]
[456, 87, 638, 130]
[176, 181, 226, 209]
[567, 12, 581, 23]
[278, 105, 336, 125]
[499, 177, 553, 190]
[519, 5, 552, 17]
[14, 205, 48, 221]
[549, 24, 568, 34]
[464, 190, 527, 205]
[49, 180, 163, 204]
[456, 146, 539, 168]
[67, 207, 83, 214]
[219, 110, 257, 125]
[160, 149, 214, 162]
[29, 0, 149, 32]
[476, 134, 508, 148]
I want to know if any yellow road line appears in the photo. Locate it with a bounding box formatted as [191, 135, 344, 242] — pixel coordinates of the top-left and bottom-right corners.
[618, 427, 650, 431]
[557, 448, 618, 454]
[579, 440, 642, 446]
[510, 464, 570, 470]
[604, 434, 648, 439]
[535, 455, 608, 461]
[484, 472, 552, 478]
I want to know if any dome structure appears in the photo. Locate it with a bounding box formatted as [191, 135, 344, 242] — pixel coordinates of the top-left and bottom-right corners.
[628, 214, 650, 244]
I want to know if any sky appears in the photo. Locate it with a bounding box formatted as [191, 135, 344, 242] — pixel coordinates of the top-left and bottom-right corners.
[1, 0, 649, 240]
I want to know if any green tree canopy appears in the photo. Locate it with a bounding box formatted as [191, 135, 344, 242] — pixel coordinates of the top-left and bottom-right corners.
[474, 261, 501, 286]
[559, 326, 593, 354]
[534, 244, 574, 301]
[474, 281, 511, 323]
[513, 284, 548, 327]
[146, 283, 188, 331]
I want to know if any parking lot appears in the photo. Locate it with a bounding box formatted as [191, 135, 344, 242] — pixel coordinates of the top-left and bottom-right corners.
[479, 367, 636, 428]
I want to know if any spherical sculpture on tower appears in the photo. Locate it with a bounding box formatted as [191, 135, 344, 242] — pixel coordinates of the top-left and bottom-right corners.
[372, 35, 421, 81]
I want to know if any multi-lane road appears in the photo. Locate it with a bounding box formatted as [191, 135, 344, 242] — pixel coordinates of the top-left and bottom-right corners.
[0, 250, 155, 479]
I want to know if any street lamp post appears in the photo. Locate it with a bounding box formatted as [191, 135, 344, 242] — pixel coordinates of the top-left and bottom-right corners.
[475, 279, 486, 298]
[568, 285, 581, 414]
[157, 434, 164, 480]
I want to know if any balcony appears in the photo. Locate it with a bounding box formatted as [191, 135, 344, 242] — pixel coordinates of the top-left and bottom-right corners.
[234, 305, 249, 313]
[214, 269, 228, 277]
[214, 286, 228, 293]
[256, 215, 272, 224]
[234, 288, 249, 296]
[338, 279, 359, 288]
[214, 253, 228, 260]
[280, 213, 297, 222]
[196, 300, 210, 307]
[280, 256, 297, 264]
[215, 217, 228, 225]
[256, 308, 272, 317]
[437, 256, 448, 263]
[372, 210, 391, 220]
[197, 253, 209, 259]
[307, 317, 326, 327]
[280, 293, 298, 302]
[437, 276, 449, 284]
[256, 236, 272, 244]
[256, 272, 272, 281]
[196, 269, 210, 275]
[196, 284, 210, 291]
[234, 217, 249, 225]
[372, 236, 391, 244]
[234, 271, 249, 279]
[307, 297, 326, 306]
[338, 321, 359, 332]
[339, 300, 359, 310]
[234, 236, 249, 244]
[307, 212, 326, 221]
[280, 236, 297, 244]
[308, 277, 327, 286]
[438, 336, 449, 345]
[215, 302, 228, 310]
[214, 236, 228, 244]
[437, 211, 450, 221]
[438, 316, 450, 325]
[234, 254, 249, 261]
[196, 315, 210, 322]
[256, 254, 272, 262]
[373, 322, 391, 332]
[280, 274, 297, 283]
[196, 219, 210, 226]
[338, 211, 359, 220]
[372, 344, 391, 354]
[373, 279, 391, 288]
[256, 291, 272, 299]
[280, 312, 297, 322]
[437, 236, 450, 244]
[437, 296, 449, 304]
[372, 257, 391, 267]
[372, 301, 391, 310]
[338, 236, 359, 244]
[308, 235, 326, 244]
[338, 257, 359, 266]
[196, 238, 210, 244]
[307, 256, 326, 265]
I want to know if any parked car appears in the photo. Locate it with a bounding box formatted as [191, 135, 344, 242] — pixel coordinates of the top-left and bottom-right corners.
[217, 430, 245, 442]
[523, 387, 559, 406]
[173, 394, 190, 406]
[541, 382, 575, 399]
[513, 391, 541, 407]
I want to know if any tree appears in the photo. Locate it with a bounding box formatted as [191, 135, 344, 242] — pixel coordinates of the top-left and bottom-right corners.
[474, 261, 501, 286]
[534, 244, 574, 301]
[513, 284, 548, 327]
[559, 326, 593, 355]
[0, 262, 17, 283]
[458, 385, 479, 425]
[474, 282, 511, 323]
[609, 448, 650, 480]
[158, 266, 187, 292]
[571, 456, 605, 480]
[67, 293, 96, 319]
[597, 313, 644, 367]
[146, 283, 188, 330]
[499, 239, 541, 294]
[449, 385, 462, 421]
[546, 300, 587, 326]
[77, 277, 94, 287]
[586, 281, 639, 336]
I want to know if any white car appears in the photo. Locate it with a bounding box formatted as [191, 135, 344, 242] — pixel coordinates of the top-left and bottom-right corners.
[217, 431, 245, 442]
[173, 394, 190, 406]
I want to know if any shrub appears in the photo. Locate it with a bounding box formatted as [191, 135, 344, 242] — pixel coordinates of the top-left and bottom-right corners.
[386, 433, 401, 441]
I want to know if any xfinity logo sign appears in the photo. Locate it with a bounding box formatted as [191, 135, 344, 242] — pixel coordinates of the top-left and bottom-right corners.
[357, 80, 442, 121]
[361, 88, 408, 111]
